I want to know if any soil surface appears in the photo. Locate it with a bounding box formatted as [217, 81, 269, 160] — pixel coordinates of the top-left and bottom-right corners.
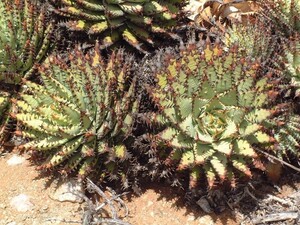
[0, 150, 299, 225]
[0, 150, 240, 225]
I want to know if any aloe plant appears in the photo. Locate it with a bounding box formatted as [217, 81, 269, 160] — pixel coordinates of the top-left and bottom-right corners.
[283, 35, 300, 96]
[0, 91, 10, 145]
[13, 45, 138, 177]
[0, 0, 52, 146]
[146, 41, 300, 188]
[50, 0, 186, 53]
[0, 0, 52, 84]
[262, 0, 300, 37]
[224, 21, 277, 60]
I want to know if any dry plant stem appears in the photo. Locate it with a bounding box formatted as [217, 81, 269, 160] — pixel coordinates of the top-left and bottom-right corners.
[85, 178, 132, 225]
[45, 218, 81, 223]
[96, 187, 129, 217]
[228, 186, 257, 208]
[87, 178, 118, 219]
[92, 218, 132, 225]
[252, 211, 299, 224]
[265, 194, 293, 206]
[256, 149, 300, 172]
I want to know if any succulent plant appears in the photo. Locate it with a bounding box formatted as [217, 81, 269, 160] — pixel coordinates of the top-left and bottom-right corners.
[0, 93, 9, 115]
[0, 91, 10, 145]
[224, 21, 274, 59]
[261, 0, 300, 38]
[0, 0, 53, 84]
[50, 0, 186, 53]
[13, 45, 138, 178]
[260, 1, 300, 97]
[284, 35, 300, 96]
[0, 0, 53, 147]
[146, 40, 300, 188]
[273, 112, 300, 159]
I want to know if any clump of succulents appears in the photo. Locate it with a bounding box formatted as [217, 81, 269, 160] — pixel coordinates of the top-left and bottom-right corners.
[260, 1, 300, 99]
[13, 44, 138, 178]
[0, 0, 53, 146]
[50, 0, 186, 53]
[145, 40, 300, 188]
[224, 21, 277, 60]
[0, 93, 9, 116]
[0, 91, 10, 145]
[284, 35, 300, 96]
[261, 0, 300, 38]
[0, 0, 52, 84]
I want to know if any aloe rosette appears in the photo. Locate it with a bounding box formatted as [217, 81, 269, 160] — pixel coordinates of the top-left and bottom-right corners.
[0, 91, 10, 145]
[0, 0, 52, 146]
[147, 41, 300, 188]
[0, 0, 52, 84]
[13, 46, 137, 177]
[50, 0, 186, 52]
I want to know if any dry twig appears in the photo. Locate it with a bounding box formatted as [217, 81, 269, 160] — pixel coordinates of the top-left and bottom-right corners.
[252, 211, 299, 224]
[256, 149, 300, 173]
[80, 178, 132, 225]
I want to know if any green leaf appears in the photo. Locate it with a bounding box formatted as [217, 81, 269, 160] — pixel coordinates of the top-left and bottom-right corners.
[212, 140, 232, 155]
[210, 153, 227, 180]
[232, 156, 252, 176]
[221, 120, 237, 139]
[246, 109, 271, 123]
[115, 145, 127, 159]
[160, 127, 178, 141]
[179, 115, 196, 139]
[199, 81, 215, 100]
[240, 122, 261, 136]
[194, 143, 215, 164]
[233, 139, 256, 157]
[179, 150, 194, 168]
[178, 97, 192, 118]
[250, 131, 272, 144]
[219, 90, 238, 106]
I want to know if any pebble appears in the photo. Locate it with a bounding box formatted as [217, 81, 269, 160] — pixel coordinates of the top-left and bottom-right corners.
[0, 203, 7, 209]
[51, 179, 84, 203]
[187, 215, 195, 221]
[6, 222, 17, 225]
[6, 155, 25, 166]
[196, 197, 212, 213]
[10, 194, 34, 212]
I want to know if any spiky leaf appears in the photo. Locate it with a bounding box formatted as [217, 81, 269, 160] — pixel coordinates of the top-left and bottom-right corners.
[51, 0, 186, 53]
[14, 45, 137, 178]
[147, 40, 298, 188]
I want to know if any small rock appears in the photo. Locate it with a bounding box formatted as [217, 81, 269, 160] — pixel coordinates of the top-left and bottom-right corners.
[196, 197, 212, 213]
[51, 179, 84, 203]
[6, 222, 17, 225]
[10, 194, 34, 212]
[0, 203, 7, 209]
[7, 155, 25, 166]
[187, 215, 195, 221]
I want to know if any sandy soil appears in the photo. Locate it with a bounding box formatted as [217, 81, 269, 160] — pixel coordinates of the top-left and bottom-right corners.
[0, 150, 299, 225]
[0, 150, 242, 225]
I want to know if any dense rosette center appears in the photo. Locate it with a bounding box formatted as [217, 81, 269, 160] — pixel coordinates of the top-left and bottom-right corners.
[198, 110, 233, 139]
[149, 43, 279, 187]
